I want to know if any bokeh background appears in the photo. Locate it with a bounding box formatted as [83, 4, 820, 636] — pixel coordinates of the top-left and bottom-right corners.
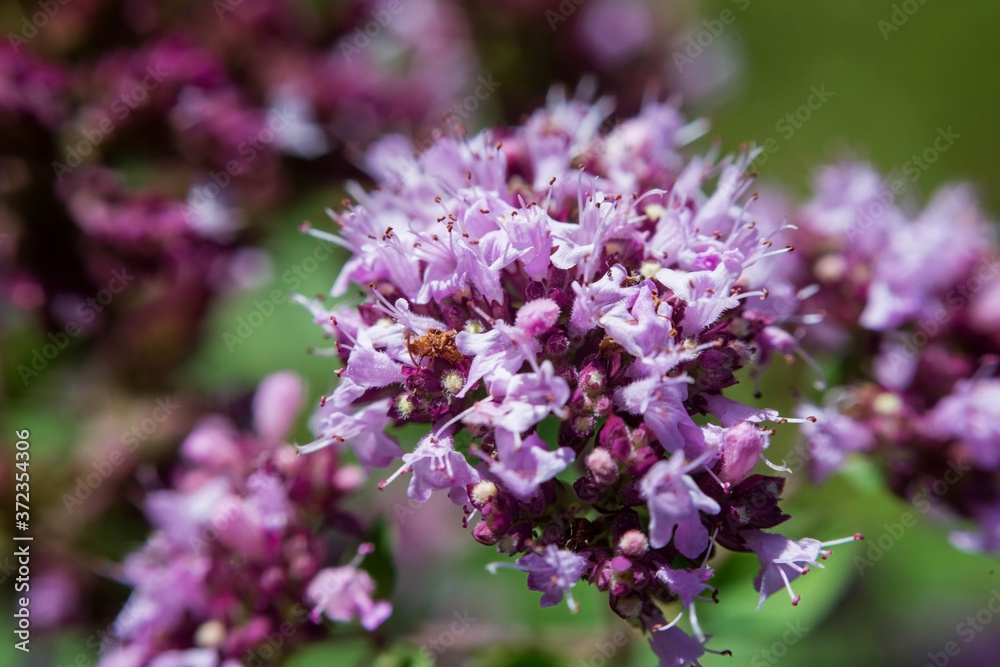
[2, 0, 999, 665]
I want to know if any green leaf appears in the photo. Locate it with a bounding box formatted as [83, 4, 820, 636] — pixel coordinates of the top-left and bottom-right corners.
[362, 517, 397, 601]
[180, 188, 349, 393]
[471, 647, 564, 667]
[370, 642, 435, 667]
[285, 639, 370, 667]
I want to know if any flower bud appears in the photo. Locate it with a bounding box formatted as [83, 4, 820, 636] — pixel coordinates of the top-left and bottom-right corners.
[586, 447, 619, 486]
[546, 333, 570, 356]
[618, 529, 649, 557]
[472, 520, 498, 546]
[592, 395, 613, 417]
[579, 363, 606, 397]
[573, 476, 604, 504]
[515, 297, 560, 336]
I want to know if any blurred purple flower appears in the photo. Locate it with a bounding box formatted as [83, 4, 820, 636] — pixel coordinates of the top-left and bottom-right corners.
[99, 372, 386, 664]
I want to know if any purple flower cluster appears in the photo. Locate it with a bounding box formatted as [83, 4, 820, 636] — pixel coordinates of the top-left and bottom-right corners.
[98, 373, 390, 666]
[298, 92, 862, 664]
[0, 0, 475, 375]
[784, 162, 1000, 556]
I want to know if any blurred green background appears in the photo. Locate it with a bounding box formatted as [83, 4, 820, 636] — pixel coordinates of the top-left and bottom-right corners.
[4, 0, 1000, 666]
[694, 0, 1000, 212]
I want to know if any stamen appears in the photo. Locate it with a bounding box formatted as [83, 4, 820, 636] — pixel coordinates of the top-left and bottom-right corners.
[773, 416, 814, 425]
[652, 609, 685, 632]
[777, 567, 801, 606]
[756, 245, 796, 261]
[378, 464, 412, 490]
[761, 455, 791, 473]
[302, 225, 351, 249]
[688, 601, 705, 643]
[565, 590, 580, 614]
[725, 193, 759, 246]
[701, 466, 731, 494]
[702, 528, 720, 568]
[634, 188, 668, 206]
[470, 304, 495, 324]
[432, 406, 476, 440]
[821, 534, 865, 548]
[734, 289, 768, 301]
[794, 346, 828, 390]
[683, 449, 718, 477]
[763, 221, 799, 242]
[298, 436, 341, 455]
[306, 346, 341, 357]
[485, 561, 516, 574]
[346, 542, 374, 569]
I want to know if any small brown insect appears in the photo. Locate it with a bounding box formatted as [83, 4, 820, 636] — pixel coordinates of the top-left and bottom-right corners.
[404, 328, 464, 365]
[621, 273, 643, 288]
[598, 334, 624, 359]
[566, 517, 596, 551]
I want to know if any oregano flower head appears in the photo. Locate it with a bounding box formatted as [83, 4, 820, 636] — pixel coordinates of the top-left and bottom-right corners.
[299, 89, 862, 663]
